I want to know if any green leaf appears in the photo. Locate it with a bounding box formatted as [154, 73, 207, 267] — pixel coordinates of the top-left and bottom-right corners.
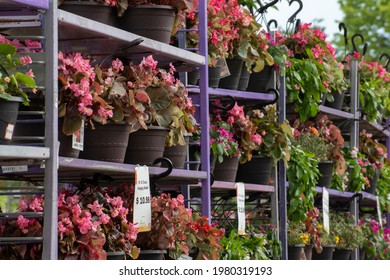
[147, 87, 171, 111]
[15, 72, 36, 88]
[0, 43, 16, 55]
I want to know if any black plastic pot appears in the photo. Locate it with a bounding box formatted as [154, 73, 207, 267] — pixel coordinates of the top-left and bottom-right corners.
[0, 97, 23, 144]
[235, 155, 273, 185]
[332, 248, 352, 260]
[288, 244, 305, 260]
[317, 161, 334, 188]
[312, 245, 335, 260]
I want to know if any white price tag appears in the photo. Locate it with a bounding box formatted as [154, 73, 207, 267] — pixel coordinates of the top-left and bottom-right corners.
[133, 166, 151, 232]
[4, 123, 14, 140]
[178, 254, 193, 260]
[376, 196, 383, 228]
[1, 165, 28, 173]
[322, 187, 330, 234]
[236, 182, 246, 235]
[72, 120, 84, 151]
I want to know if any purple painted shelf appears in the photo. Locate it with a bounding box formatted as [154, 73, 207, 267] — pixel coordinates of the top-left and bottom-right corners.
[58, 157, 207, 184]
[0, 0, 48, 9]
[315, 187, 354, 199]
[188, 86, 275, 101]
[360, 119, 390, 139]
[319, 105, 353, 120]
[191, 180, 274, 192]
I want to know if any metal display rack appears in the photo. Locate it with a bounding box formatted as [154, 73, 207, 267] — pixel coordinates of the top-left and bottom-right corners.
[0, 0, 387, 260]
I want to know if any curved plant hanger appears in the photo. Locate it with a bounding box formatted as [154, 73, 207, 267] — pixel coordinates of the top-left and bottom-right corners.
[286, 0, 302, 35]
[256, 0, 279, 31]
[379, 53, 390, 71]
[351, 33, 368, 58]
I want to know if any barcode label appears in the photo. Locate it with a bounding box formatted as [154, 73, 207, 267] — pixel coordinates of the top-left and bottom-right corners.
[1, 165, 28, 173]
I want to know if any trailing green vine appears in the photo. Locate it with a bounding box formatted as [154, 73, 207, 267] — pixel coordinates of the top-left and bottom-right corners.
[287, 143, 320, 222]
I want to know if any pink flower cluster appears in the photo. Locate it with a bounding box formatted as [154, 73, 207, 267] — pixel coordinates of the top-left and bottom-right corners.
[58, 52, 114, 124]
[0, 34, 42, 52]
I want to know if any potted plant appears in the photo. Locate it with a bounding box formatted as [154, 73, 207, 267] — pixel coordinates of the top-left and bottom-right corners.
[357, 57, 390, 124]
[189, 213, 225, 260]
[0, 43, 36, 144]
[332, 212, 364, 260]
[220, 227, 269, 260]
[118, 55, 196, 166]
[79, 186, 140, 260]
[287, 220, 308, 260]
[334, 147, 370, 193]
[0, 192, 108, 260]
[134, 193, 193, 259]
[186, 0, 236, 87]
[359, 218, 390, 260]
[210, 100, 255, 181]
[376, 162, 390, 213]
[116, 0, 197, 43]
[218, 1, 274, 90]
[291, 114, 346, 188]
[312, 222, 336, 260]
[287, 139, 320, 222]
[359, 129, 387, 193]
[236, 105, 291, 184]
[58, 0, 129, 25]
[277, 23, 346, 121]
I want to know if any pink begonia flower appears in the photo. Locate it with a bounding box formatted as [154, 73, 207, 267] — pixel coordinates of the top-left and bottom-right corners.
[99, 213, 110, 225]
[18, 199, 28, 211]
[111, 58, 124, 72]
[16, 215, 29, 234]
[322, 81, 329, 89]
[20, 55, 32, 65]
[376, 147, 384, 156]
[29, 197, 43, 211]
[251, 134, 263, 145]
[26, 69, 35, 78]
[111, 209, 119, 218]
[353, 51, 361, 59]
[141, 55, 158, 70]
[88, 200, 103, 216]
[78, 217, 92, 234]
[294, 84, 301, 90]
[177, 194, 185, 204]
[170, 198, 179, 209]
[58, 222, 68, 234]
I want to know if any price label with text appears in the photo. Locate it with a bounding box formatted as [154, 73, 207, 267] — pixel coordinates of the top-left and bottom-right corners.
[72, 120, 84, 151]
[236, 182, 246, 235]
[133, 166, 151, 232]
[323, 187, 330, 234]
[377, 196, 383, 228]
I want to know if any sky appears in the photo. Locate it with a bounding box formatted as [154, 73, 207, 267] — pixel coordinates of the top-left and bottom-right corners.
[262, 0, 344, 41]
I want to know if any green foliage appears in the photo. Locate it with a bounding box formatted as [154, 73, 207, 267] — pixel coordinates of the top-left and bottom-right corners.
[220, 229, 269, 260]
[332, 213, 364, 249]
[286, 58, 326, 121]
[292, 133, 334, 162]
[377, 163, 390, 212]
[287, 221, 308, 246]
[0, 43, 36, 105]
[287, 143, 320, 222]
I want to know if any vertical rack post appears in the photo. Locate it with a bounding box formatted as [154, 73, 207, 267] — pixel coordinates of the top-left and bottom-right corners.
[198, 0, 211, 219]
[42, 0, 58, 260]
[349, 59, 359, 260]
[278, 73, 288, 260]
[270, 32, 279, 240]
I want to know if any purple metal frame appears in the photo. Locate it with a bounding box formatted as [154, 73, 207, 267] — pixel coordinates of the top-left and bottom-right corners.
[6, 0, 49, 9]
[198, 0, 211, 218]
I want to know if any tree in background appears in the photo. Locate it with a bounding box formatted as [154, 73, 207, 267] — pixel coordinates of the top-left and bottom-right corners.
[334, 0, 390, 61]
